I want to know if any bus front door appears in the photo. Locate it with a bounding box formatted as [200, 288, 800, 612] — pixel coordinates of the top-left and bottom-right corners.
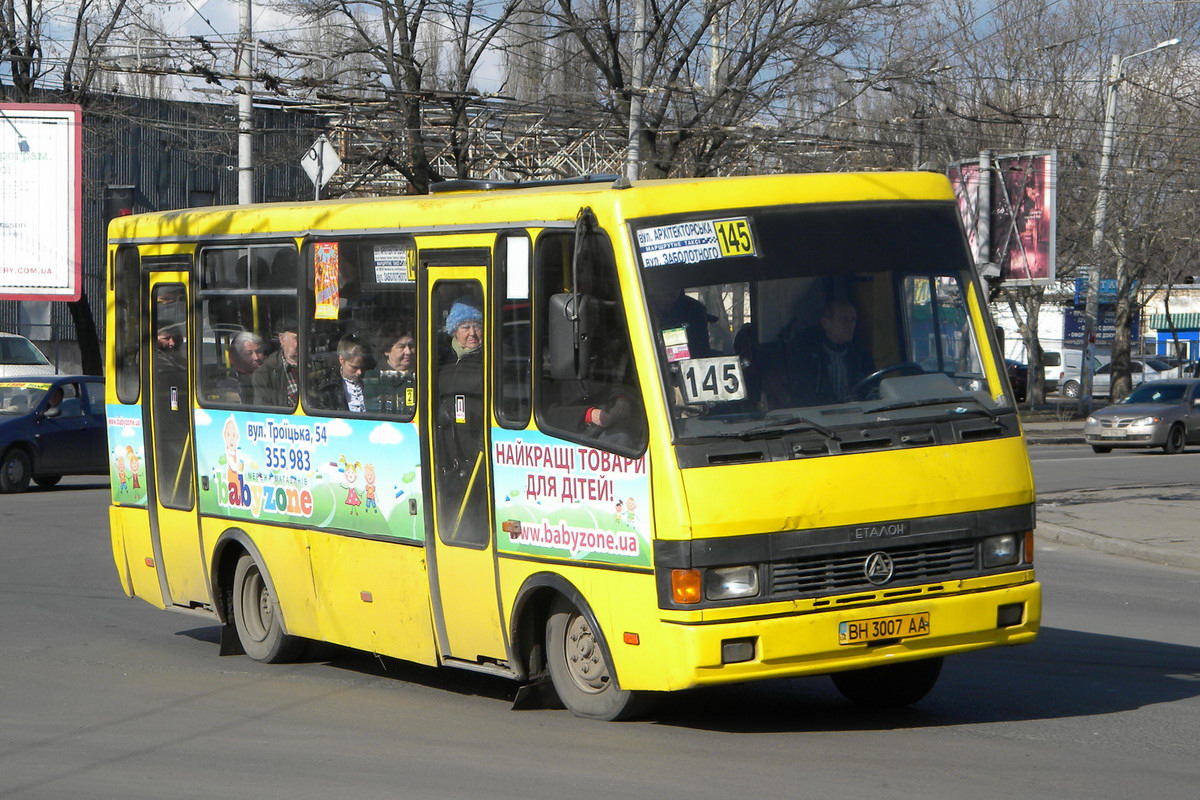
[423, 269, 507, 667]
[144, 274, 207, 609]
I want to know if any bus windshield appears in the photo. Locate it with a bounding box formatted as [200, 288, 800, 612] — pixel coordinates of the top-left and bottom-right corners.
[634, 202, 1000, 440]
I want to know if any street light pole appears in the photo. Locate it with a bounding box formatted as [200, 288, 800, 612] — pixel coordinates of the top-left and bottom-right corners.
[1080, 38, 1179, 414]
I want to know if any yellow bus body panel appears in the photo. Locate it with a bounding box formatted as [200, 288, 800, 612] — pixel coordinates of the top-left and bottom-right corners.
[305, 535, 438, 666]
[673, 436, 1034, 540]
[109, 505, 162, 607]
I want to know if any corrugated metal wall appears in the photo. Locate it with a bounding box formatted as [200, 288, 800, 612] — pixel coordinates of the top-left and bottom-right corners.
[0, 93, 322, 371]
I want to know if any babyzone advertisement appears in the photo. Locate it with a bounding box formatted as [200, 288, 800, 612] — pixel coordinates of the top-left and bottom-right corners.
[194, 410, 425, 543]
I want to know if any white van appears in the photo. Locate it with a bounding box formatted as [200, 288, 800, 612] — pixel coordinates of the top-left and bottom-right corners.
[1046, 349, 1108, 398]
[0, 333, 55, 377]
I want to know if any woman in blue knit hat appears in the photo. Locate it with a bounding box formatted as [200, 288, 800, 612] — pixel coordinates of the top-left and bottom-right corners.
[445, 300, 483, 356]
[435, 297, 487, 543]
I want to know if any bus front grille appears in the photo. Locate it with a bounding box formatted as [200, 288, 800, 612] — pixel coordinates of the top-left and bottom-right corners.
[770, 543, 978, 598]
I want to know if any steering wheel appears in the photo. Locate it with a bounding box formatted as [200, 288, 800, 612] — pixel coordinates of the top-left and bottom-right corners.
[850, 361, 925, 401]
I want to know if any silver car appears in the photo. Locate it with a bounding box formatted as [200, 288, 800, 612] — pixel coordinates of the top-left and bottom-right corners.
[1084, 379, 1200, 454]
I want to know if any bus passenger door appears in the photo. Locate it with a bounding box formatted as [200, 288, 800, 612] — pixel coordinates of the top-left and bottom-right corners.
[422, 267, 507, 666]
[144, 275, 208, 608]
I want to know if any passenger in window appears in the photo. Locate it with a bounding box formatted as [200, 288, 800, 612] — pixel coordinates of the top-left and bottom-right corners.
[43, 387, 65, 418]
[253, 319, 300, 407]
[316, 335, 370, 412]
[437, 301, 483, 473]
[155, 323, 186, 373]
[227, 331, 266, 403]
[365, 322, 416, 414]
[774, 297, 874, 406]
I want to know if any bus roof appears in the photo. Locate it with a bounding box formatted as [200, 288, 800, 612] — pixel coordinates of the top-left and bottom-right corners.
[107, 171, 956, 243]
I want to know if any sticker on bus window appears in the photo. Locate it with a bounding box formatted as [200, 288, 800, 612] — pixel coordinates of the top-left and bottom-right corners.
[636, 217, 755, 267]
[314, 242, 341, 319]
[679, 357, 747, 404]
[374, 245, 412, 283]
[662, 327, 690, 362]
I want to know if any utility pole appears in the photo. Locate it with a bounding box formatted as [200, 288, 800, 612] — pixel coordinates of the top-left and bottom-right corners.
[1081, 38, 1178, 413]
[237, 0, 254, 204]
[625, 0, 646, 181]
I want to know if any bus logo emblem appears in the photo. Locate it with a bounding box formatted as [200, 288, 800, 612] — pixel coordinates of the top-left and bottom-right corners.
[864, 552, 894, 585]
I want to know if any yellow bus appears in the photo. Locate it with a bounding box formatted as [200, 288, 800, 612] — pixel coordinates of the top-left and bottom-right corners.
[105, 172, 1040, 720]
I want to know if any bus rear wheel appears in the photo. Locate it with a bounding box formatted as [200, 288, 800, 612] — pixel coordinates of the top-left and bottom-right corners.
[232, 554, 303, 663]
[831, 656, 943, 709]
[545, 596, 652, 721]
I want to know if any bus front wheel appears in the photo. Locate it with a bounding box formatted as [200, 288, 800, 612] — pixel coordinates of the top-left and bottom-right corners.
[232, 554, 303, 663]
[545, 596, 651, 721]
[831, 656, 943, 709]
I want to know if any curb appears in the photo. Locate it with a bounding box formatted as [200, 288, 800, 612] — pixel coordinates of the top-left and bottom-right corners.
[1026, 436, 1085, 445]
[1036, 521, 1200, 571]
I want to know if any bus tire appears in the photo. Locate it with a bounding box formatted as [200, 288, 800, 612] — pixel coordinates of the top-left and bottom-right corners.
[232, 553, 303, 663]
[0, 448, 32, 493]
[545, 596, 651, 721]
[831, 656, 943, 709]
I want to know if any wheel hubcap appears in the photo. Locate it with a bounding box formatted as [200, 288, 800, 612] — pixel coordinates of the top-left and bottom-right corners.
[564, 612, 611, 694]
[4, 457, 25, 485]
[241, 568, 271, 643]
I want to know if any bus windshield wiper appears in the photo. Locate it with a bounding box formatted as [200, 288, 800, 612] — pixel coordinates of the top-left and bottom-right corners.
[866, 394, 998, 420]
[735, 415, 841, 441]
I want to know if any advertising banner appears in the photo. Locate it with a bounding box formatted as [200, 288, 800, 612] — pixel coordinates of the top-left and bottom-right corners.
[0, 104, 83, 301]
[491, 429, 652, 568]
[193, 410, 425, 542]
[948, 150, 1057, 286]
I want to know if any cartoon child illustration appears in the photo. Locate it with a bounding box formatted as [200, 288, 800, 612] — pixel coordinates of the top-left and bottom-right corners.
[342, 459, 362, 516]
[363, 463, 378, 514]
[625, 497, 637, 525]
[223, 416, 241, 493]
[116, 455, 127, 491]
[615, 499, 624, 522]
[126, 446, 141, 490]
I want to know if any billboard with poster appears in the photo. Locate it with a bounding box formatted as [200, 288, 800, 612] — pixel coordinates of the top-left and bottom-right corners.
[948, 150, 1056, 286]
[0, 103, 83, 302]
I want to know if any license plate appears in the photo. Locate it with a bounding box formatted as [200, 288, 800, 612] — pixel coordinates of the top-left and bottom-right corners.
[839, 612, 930, 645]
[1100, 429, 1127, 438]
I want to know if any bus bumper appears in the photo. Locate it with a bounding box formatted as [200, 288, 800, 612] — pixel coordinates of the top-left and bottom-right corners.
[623, 578, 1041, 692]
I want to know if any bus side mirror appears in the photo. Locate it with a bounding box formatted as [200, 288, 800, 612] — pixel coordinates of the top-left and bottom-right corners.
[549, 292, 596, 381]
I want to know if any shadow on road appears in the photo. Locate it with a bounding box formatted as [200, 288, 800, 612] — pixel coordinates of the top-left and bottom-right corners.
[654, 626, 1200, 732]
[176, 624, 1199, 729]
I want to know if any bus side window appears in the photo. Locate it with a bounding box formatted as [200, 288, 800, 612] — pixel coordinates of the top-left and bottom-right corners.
[113, 247, 141, 404]
[302, 237, 418, 420]
[534, 230, 647, 456]
[495, 232, 532, 428]
[197, 244, 299, 410]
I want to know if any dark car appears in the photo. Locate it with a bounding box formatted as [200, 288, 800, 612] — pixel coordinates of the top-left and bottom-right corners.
[0, 375, 107, 492]
[1005, 359, 1028, 403]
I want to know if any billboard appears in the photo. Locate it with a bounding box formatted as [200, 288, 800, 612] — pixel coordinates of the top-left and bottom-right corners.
[948, 150, 1057, 286]
[0, 103, 83, 301]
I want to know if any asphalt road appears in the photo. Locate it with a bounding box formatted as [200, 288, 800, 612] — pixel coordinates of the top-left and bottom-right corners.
[1, 476, 1198, 800]
[1029, 442, 1200, 493]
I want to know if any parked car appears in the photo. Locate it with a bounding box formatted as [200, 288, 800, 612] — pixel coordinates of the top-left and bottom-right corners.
[0, 375, 107, 492]
[1052, 350, 1107, 399]
[0, 332, 55, 377]
[1005, 359, 1028, 402]
[1084, 378, 1200, 454]
[1092, 358, 1178, 398]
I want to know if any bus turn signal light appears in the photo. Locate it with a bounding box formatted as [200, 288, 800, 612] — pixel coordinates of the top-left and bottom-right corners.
[671, 569, 702, 604]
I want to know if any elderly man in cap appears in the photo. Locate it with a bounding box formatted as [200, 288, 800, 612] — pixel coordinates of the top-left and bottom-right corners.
[253, 318, 301, 407]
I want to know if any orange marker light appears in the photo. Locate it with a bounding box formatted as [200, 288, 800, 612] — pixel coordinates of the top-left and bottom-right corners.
[360, 591, 374, 603]
[671, 569, 703, 604]
[623, 632, 640, 646]
[1024, 531, 1035, 564]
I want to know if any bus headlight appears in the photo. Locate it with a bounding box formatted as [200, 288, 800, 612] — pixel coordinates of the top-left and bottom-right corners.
[705, 566, 760, 600]
[982, 534, 1020, 568]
